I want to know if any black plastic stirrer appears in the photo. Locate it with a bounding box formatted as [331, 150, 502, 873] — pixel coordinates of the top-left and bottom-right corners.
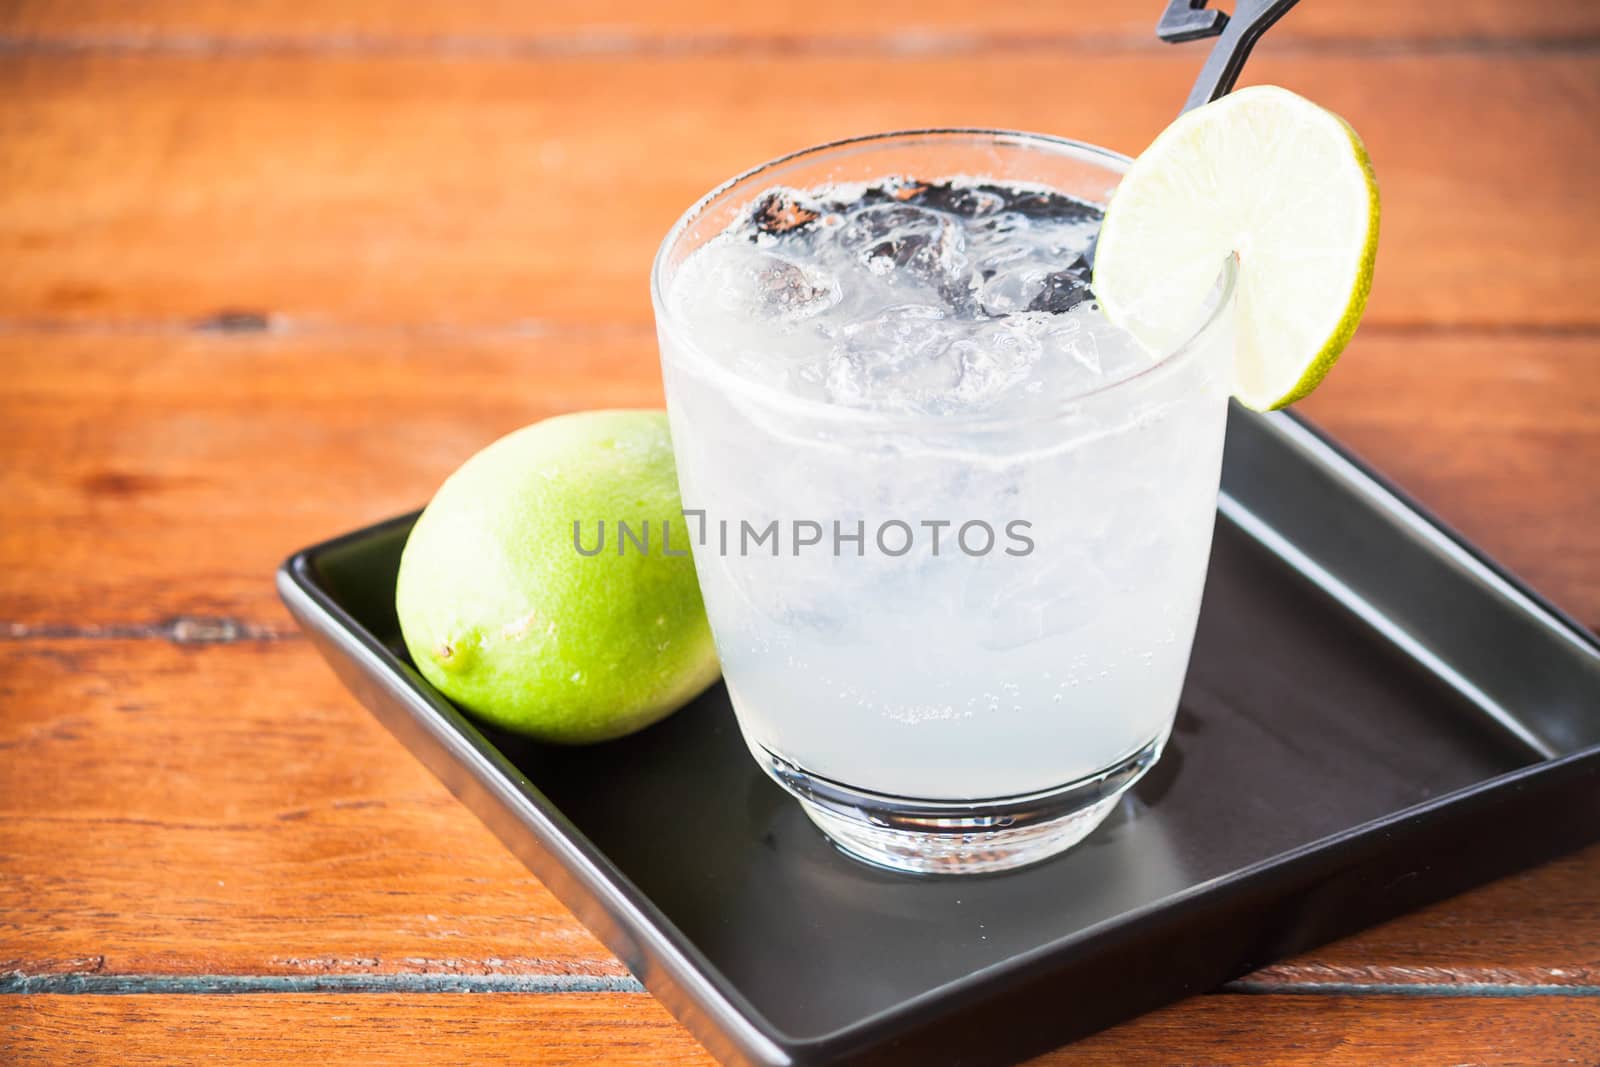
[1080, 1, 1304, 269]
[1157, 0, 1306, 112]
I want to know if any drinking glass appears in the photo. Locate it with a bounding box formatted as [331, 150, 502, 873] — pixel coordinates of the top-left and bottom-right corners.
[652, 130, 1235, 874]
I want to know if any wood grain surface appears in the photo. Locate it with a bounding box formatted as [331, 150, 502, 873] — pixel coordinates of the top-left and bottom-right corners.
[3, 1, 1598, 1064]
[7, 994, 1600, 1066]
[7, 0, 1600, 46]
[1, 52, 1597, 330]
[3, 330, 1597, 632]
[4, 637, 1599, 991]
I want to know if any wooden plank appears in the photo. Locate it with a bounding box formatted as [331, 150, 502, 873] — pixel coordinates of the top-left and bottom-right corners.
[1298, 330, 1600, 626]
[0, 639, 624, 981]
[6, 993, 1600, 1066]
[3, 10, 1594, 1065]
[3, 638, 1599, 986]
[6, 0, 1599, 45]
[1, 994, 704, 1067]
[0, 331, 664, 631]
[0, 53, 1596, 330]
[1253, 838, 1600, 988]
[4, 329, 1595, 632]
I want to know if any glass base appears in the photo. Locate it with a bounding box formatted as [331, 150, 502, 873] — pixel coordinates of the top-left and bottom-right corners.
[761, 734, 1165, 875]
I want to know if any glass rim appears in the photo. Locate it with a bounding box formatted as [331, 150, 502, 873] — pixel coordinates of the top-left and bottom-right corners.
[650, 127, 1237, 431]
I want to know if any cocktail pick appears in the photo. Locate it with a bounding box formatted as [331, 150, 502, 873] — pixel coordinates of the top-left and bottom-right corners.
[1157, 0, 1305, 111]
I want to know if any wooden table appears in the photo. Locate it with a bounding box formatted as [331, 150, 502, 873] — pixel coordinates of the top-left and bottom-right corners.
[3, 3, 1598, 1063]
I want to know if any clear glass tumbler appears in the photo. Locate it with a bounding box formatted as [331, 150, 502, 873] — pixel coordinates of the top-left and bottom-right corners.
[652, 130, 1235, 874]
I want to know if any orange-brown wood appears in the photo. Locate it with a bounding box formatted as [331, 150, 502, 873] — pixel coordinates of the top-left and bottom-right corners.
[1, 52, 1597, 330]
[0, 331, 664, 631]
[4, 2, 1599, 1062]
[1299, 330, 1600, 626]
[7, 993, 1600, 1066]
[3, 638, 1599, 988]
[6, 0, 1600, 44]
[4, 330, 1596, 632]
[0, 639, 621, 981]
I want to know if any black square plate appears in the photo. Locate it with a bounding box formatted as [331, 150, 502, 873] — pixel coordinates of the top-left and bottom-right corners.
[279, 408, 1600, 1067]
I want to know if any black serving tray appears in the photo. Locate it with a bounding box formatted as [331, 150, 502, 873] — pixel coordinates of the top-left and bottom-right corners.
[279, 407, 1600, 1067]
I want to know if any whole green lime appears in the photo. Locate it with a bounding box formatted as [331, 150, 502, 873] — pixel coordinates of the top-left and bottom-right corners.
[395, 411, 720, 743]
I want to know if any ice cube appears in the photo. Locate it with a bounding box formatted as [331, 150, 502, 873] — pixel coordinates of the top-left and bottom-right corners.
[749, 254, 841, 320]
[825, 304, 964, 411]
[967, 210, 1028, 255]
[914, 181, 1007, 218]
[997, 187, 1101, 223]
[1027, 266, 1093, 314]
[1041, 307, 1158, 387]
[978, 266, 1049, 316]
[1044, 319, 1101, 375]
[840, 204, 969, 288]
[674, 177, 1122, 416]
[945, 320, 1044, 409]
[978, 255, 1092, 317]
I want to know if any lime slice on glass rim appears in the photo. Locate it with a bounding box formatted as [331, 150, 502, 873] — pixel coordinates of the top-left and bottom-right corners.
[1092, 85, 1380, 411]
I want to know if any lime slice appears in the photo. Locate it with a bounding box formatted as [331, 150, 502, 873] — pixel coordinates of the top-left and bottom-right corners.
[1092, 85, 1379, 411]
